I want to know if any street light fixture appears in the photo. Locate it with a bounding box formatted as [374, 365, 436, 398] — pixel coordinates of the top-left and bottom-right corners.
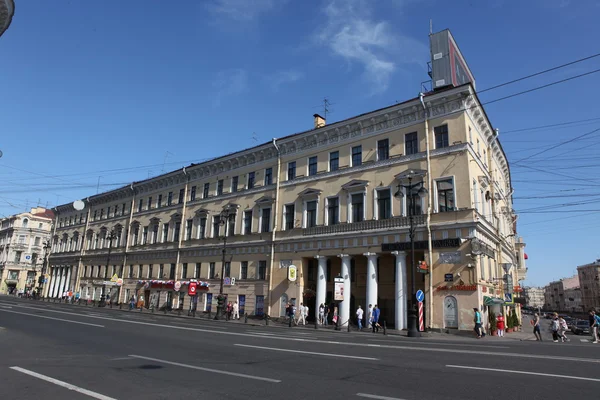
[99, 230, 116, 307]
[38, 241, 51, 299]
[394, 169, 428, 338]
[214, 208, 232, 320]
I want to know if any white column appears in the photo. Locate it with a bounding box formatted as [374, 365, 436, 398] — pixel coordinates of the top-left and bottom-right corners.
[338, 254, 351, 328]
[363, 252, 378, 327]
[392, 251, 408, 330]
[58, 267, 68, 297]
[54, 267, 65, 298]
[64, 266, 72, 292]
[314, 255, 327, 316]
[48, 267, 58, 298]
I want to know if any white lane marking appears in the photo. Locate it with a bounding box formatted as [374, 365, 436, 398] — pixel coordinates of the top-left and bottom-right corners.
[446, 365, 600, 383]
[128, 354, 281, 383]
[580, 339, 590, 343]
[10, 366, 117, 400]
[7, 303, 600, 364]
[366, 338, 511, 349]
[109, 357, 133, 361]
[357, 393, 406, 400]
[0, 309, 104, 328]
[234, 344, 379, 361]
[0, 305, 13, 309]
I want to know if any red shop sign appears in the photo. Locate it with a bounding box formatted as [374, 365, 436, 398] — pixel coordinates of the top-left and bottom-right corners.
[188, 282, 198, 296]
[436, 285, 477, 292]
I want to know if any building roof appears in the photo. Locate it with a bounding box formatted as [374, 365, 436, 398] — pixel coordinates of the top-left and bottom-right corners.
[32, 209, 55, 219]
[0, 0, 15, 38]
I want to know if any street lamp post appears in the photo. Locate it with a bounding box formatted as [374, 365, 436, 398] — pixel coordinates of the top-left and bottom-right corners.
[39, 241, 51, 299]
[395, 169, 428, 338]
[215, 209, 231, 320]
[99, 230, 116, 307]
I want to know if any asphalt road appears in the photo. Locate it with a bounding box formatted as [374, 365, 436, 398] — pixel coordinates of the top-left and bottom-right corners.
[0, 296, 599, 400]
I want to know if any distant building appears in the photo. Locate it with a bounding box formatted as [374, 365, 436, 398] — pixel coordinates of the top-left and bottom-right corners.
[523, 286, 544, 309]
[0, 207, 54, 294]
[544, 275, 580, 312]
[564, 287, 582, 314]
[577, 260, 600, 311]
[0, 0, 15, 38]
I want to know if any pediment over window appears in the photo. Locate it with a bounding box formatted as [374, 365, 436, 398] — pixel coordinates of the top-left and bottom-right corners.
[130, 220, 140, 227]
[170, 212, 182, 221]
[224, 203, 240, 211]
[341, 180, 369, 190]
[149, 217, 161, 225]
[298, 188, 322, 198]
[394, 169, 427, 181]
[194, 208, 210, 217]
[255, 196, 274, 205]
[478, 176, 490, 188]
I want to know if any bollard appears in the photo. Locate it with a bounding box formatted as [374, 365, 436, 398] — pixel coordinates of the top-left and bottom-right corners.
[288, 316, 292, 328]
[119, 303, 122, 310]
[383, 320, 387, 336]
[244, 313, 248, 324]
[265, 315, 269, 326]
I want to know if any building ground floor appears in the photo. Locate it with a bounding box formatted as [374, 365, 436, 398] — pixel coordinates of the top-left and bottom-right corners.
[0, 266, 42, 295]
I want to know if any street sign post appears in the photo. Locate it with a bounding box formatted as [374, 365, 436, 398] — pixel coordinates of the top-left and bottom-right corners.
[416, 289, 425, 303]
[504, 293, 513, 304]
[418, 301, 424, 332]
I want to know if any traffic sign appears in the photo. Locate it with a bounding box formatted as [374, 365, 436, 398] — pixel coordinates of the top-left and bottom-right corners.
[110, 274, 119, 283]
[416, 290, 425, 302]
[174, 281, 182, 292]
[504, 293, 513, 303]
[188, 282, 197, 296]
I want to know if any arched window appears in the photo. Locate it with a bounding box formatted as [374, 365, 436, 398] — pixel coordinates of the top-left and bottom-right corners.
[22, 219, 28, 228]
[443, 296, 458, 329]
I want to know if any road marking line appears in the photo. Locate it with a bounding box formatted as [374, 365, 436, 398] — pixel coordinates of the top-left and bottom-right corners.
[234, 344, 379, 361]
[366, 338, 511, 349]
[128, 354, 281, 383]
[446, 365, 600, 382]
[356, 393, 406, 400]
[0, 305, 13, 309]
[0, 309, 104, 328]
[109, 357, 133, 361]
[10, 366, 117, 400]
[580, 339, 590, 343]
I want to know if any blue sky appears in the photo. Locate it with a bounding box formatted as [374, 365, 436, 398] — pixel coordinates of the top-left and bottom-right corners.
[1, 0, 599, 287]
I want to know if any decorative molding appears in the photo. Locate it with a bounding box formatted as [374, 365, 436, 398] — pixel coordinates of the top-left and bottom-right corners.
[341, 179, 369, 190]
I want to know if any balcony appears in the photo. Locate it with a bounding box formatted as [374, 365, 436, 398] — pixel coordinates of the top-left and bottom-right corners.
[302, 214, 424, 237]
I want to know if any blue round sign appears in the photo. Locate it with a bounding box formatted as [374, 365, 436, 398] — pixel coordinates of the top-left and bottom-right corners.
[416, 290, 425, 302]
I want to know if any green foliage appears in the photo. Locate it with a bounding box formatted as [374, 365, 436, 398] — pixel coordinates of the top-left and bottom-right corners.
[488, 311, 497, 331]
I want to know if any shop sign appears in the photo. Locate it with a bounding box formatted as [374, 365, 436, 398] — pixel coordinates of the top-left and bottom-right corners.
[279, 260, 293, 269]
[288, 265, 297, 282]
[188, 281, 197, 296]
[439, 252, 461, 264]
[174, 281, 182, 292]
[382, 238, 460, 252]
[224, 277, 236, 286]
[334, 276, 344, 301]
[436, 285, 477, 292]
[444, 273, 454, 282]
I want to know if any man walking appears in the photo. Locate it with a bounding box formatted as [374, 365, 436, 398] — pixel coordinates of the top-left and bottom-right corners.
[367, 304, 373, 330]
[232, 301, 240, 320]
[590, 310, 599, 343]
[533, 312, 542, 341]
[473, 308, 483, 338]
[356, 305, 364, 330]
[372, 305, 380, 333]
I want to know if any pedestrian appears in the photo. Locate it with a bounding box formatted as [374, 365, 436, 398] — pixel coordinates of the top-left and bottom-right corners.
[589, 310, 599, 343]
[367, 304, 373, 330]
[129, 295, 135, 310]
[296, 302, 306, 325]
[551, 313, 560, 342]
[356, 305, 364, 330]
[532, 313, 542, 341]
[473, 308, 483, 338]
[558, 316, 569, 342]
[232, 301, 240, 320]
[304, 303, 309, 324]
[372, 304, 380, 333]
[226, 301, 233, 320]
[323, 303, 329, 325]
[318, 303, 325, 325]
[496, 313, 505, 337]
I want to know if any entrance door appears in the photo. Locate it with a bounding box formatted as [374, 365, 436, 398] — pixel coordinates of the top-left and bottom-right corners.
[238, 295, 246, 316]
[280, 293, 288, 317]
[443, 296, 458, 329]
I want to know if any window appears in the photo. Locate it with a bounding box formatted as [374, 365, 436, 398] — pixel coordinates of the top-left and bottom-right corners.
[247, 172, 255, 189]
[213, 218, 220, 238]
[128, 265, 133, 278]
[167, 191, 173, 206]
[162, 223, 169, 242]
[185, 219, 193, 240]
[194, 263, 200, 278]
[307, 260, 316, 281]
[152, 224, 159, 244]
[377, 189, 391, 219]
[306, 200, 317, 228]
[351, 193, 364, 222]
[209, 262, 216, 279]
[147, 197, 152, 210]
[83, 266, 88, 277]
[351, 145, 362, 167]
[100, 209, 104, 219]
[132, 226, 140, 246]
[173, 221, 181, 242]
[435, 125, 449, 148]
[258, 260, 267, 280]
[199, 217, 207, 239]
[22, 219, 28, 228]
[157, 194, 162, 208]
[377, 138, 389, 161]
[287, 161, 296, 180]
[240, 261, 248, 279]
[137, 200, 143, 212]
[406, 193, 423, 216]
[329, 151, 339, 171]
[142, 226, 148, 245]
[405, 132, 418, 155]
[231, 176, 238, 193]
[34, 237, 41, 246]
[264, 168, 272, 186]
[14, 251, 22, 262]
[93, 210, 98, 221]
[437, 178, 455, 212]
[182, 263, 188, 279]
[261, 208, 271, 233]
[327, 198, 339, 225]
[179, 189, 185, 204]
[224, 262, 231, 278]
[469, 126, 473, 145]
[243, 211, 252, 235]
[217, 180, 223, 195]
[203, 183, 210, 198]
[190, 186, 196, 201]
[284, 204, 295, 230]
[308, 156, 318, 176]
[169, 264, 176, 280]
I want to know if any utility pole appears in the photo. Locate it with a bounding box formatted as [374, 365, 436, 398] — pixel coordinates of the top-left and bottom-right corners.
[322, 98, 331, 120]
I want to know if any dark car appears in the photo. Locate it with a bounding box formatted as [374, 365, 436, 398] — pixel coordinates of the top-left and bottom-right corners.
[571, 320, 590, 335]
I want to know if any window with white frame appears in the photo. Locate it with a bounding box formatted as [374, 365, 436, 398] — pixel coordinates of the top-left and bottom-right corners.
[162, 223, 169, 242]
[350, 192, 365, 222]
[185, 219, 193, 240]
[198, 217, 207, 239]
[376, 188, 392, 220]
[405, 132, 418, 155]
[152, 223, 159, 244]
[142, 226, 148, 245]
[287, 161, 296, 180]
[377, 138, 389, 161]
[326, 197, 339, 226]
[351, 145, 362, 167]
[260, 207, 271, 233]
[472, 180, 479, 212]
[400, 191, 424, 216]
[243, 210, 252, 235]
[436, 178, 455, 212]
[304, 200, 318, 228]
[212, 217, 220, 238]
[308, 156, 318, 176]
[284, 204, 295, 230]
[329, 151, 339, 172]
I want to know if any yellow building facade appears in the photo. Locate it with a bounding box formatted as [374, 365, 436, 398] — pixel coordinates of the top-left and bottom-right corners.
[48, 83, 521, 331]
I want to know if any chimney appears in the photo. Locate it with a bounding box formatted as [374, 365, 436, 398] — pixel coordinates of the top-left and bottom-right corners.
[313, 113, 326, 129]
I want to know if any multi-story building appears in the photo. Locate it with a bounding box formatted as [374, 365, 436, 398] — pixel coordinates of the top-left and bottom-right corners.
[523, 286, 545, 309]
[0, 207, 54, 294]
[564, 287, 582, 314]
[0, 0, 15, 38]
[48, 30, 521, 331]
[544, 275, 580, 312]
[577, 260, 600, 311]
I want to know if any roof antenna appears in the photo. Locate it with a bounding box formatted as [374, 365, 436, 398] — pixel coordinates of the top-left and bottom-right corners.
[323, 98, 331, 120]
[429, 19, 433, 35]
[251, 132, 258, 143]
[161, 151, 173, 173]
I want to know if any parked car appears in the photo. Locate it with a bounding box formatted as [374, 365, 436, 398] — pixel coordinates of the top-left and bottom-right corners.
[571, 319, 590, 335]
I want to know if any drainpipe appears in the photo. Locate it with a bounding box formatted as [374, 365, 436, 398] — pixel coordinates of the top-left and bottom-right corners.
[175, 168, 190, 279]
[419, 93, 434, 330]
[487, 129, 503, 289]
[74, 198, 92, 298]
[120, 184, 136, 304]
[267, 138, 281, 317]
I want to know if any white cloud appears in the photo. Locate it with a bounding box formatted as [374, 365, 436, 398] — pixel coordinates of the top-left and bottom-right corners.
[213, 69, 248, 106]
[317, 0, 427, 94]
[269, 70, 304, 92]
[207, 0, 282, 21]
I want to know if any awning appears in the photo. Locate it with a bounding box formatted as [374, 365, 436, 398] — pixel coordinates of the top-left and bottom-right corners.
[484, 296, 505, 306]
[524, 253, 529, 260]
